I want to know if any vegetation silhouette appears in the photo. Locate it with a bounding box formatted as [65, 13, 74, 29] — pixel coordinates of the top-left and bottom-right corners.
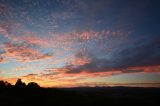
[0, 80, 12, 89]
[27, 82, 40, 89]
[15, 79, 26, 88]
[0, 79, 40, 90]
[0, 79, 160, 106]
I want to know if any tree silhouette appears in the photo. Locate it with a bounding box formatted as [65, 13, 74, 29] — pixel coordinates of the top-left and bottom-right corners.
[27, 82, 40, 88]
[15, 79, 26, 88]
[0, 80, 13, 89]
[0, 79, 41, 89]
[4, 81, 12, 87]
[0, 80, 5, 89]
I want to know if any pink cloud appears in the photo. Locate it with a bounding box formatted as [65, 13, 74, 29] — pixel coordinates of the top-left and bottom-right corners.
[44, 64, 160, 80]
[0, 25, 10, 38]
[1, 65, 159, 87]
[15, 66, 27, 71]
[13, 31, 51, 48]
[127, 65, 160, 73]
[2, 42, 52, 62]
[0, 57, 5, 63]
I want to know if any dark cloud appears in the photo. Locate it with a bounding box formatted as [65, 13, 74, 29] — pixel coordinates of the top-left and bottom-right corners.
[65, 36, 160, 74]
[113, 36, 160, 68]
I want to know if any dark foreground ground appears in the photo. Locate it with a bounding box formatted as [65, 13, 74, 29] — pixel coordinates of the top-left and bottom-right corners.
[0, 87, 160, 106]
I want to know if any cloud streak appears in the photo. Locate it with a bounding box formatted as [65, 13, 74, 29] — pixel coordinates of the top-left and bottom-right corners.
[2, 42, 52, 62]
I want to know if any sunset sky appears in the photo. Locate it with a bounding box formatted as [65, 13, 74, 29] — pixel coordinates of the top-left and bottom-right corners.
[0, 0, 160, 87]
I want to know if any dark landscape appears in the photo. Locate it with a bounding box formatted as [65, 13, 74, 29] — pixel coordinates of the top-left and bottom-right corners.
[0, 79, 160, 106]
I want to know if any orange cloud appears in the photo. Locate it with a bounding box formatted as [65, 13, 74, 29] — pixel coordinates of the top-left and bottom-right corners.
[45, 64, 160, 80]
[1, 65, 159, 87]
[0, 21, 51, 48]
[0, 20, 130, 56]
[2, 42, 52, 62]
[127, 65, 160, 73]
[70, 52, 91, 66]
[18, 70, 121, 87]
[15, 33, 51, 47]
[0, 57, 5, 63]
[15, 66, 26, 71]
[19, 73, 75, 87]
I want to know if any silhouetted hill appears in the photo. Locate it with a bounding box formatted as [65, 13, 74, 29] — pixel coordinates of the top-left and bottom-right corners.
[0, 80, 160, 106]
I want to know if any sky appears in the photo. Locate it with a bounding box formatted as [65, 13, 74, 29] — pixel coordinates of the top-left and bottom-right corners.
[0, 0, 160, 87]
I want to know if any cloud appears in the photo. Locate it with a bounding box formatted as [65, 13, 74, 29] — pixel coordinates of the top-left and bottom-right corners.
[16, 35, 50, 47]
[44, 64, 159, 84]
[19, 73, 81, 87]
[70, 50, 91, 66]
[30, 28, 159, 80]
[0, 18, 130, 53]
[20, 70, 120, 87]
[0, 22, 53, 62]
[63, 34, 160, 74]
[0, 51, 5, 63]
[127, 66, 160, 73]
[2, 42, 52, 62]
[0, 57, 5, 63]
[112, 36, 160, 68]
[43, 36, 160, 77]
[63, 61, 159, 76]
[0, 24, 10, 38]
[0, 3, 12, 17]
[0, 21, 51, 48]
[15, 66, 27, 71]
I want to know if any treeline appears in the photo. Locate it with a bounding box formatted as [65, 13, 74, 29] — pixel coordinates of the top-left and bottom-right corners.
[0, 79, 160, 105]
[0, 79, 40, 89]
